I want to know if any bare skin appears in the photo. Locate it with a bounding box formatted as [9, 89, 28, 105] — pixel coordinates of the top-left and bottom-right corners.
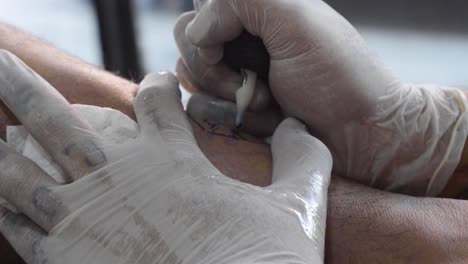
[0, 23, 468, 264]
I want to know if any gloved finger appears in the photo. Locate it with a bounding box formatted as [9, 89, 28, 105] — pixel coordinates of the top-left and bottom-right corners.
[0, 207, 47, 263]
[198, 0, 272, 78]
[186, 0, 244, 48]
[267, 118, 331, 260]
[187, 0, 281, 68]
[0, 140, 66, 231]
[193, 0, 208, 12]
[174, 12, 271, 111]
[269, 118, 332, 194]
[187, 93, 283, 137]
[198, 46, 224, 65]
[134, 72, 196, 146]
[176, 58, 200, 94]
[0, 50, 106, 181]
[192, 0, 226, 65]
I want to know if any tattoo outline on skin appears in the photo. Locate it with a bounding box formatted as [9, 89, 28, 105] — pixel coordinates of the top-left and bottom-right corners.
[188, 115, 267, 145]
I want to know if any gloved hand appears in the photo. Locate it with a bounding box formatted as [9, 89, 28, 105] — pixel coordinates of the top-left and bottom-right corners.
[0, 50, 331, 264]
[175, 0, 468, 196]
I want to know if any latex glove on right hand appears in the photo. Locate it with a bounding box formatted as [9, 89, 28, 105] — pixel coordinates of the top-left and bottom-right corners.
[0, 50, 330, 264]
[175, 0, 468, 196]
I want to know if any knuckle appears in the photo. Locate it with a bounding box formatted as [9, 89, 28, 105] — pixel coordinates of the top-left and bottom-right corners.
[174, 11, 196, 37]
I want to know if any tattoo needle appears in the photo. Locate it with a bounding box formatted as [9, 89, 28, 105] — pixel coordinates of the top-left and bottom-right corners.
[235, 69, 257, 127]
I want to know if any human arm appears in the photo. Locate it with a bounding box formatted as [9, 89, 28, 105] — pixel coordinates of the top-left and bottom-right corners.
[0, 21, 133, 264]
[0, 37, 465, 264]
[0, 22, 137, 125]
[176, 0, 468, 196]
[0, 22, 272, 263]
[195, 119, 468, 264]
[1, 22, 466, 264]
[0, 21, 276, 186]
[326, 176, 468, 263]
[0, 52, 332, 263]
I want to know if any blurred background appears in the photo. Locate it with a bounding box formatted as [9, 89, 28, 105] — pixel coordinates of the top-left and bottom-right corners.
[0, 0, 467, 87]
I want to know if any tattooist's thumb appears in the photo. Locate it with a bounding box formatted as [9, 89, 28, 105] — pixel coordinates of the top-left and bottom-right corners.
[268, 118, 331, 262]
[269, 118, 332, 195]
[134, 72, 196, 146]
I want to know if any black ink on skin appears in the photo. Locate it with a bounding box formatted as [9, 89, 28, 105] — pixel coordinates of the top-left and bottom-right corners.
[188, 116, 255, 143]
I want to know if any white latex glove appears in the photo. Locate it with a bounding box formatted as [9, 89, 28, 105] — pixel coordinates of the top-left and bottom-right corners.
[178, 0, 468, 196]
[0, 50, 332, 263]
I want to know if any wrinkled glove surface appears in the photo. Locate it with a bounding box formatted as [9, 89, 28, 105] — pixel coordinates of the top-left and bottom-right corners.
[176, 0, 468, 196]
[0, 50, 331, 264]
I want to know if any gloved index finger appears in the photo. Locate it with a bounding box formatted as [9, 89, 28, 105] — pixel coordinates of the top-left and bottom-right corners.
[0, 207, 47, 263]
[0, 139, 66, 232]
[0, 50, 105, 182]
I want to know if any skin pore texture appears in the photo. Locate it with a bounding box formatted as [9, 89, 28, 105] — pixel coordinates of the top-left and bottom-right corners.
[0, 23, 468, 263]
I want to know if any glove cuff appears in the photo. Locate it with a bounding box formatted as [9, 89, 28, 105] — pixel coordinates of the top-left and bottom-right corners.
[426, 89, 468, 196]
[336, 84, 468, 196]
